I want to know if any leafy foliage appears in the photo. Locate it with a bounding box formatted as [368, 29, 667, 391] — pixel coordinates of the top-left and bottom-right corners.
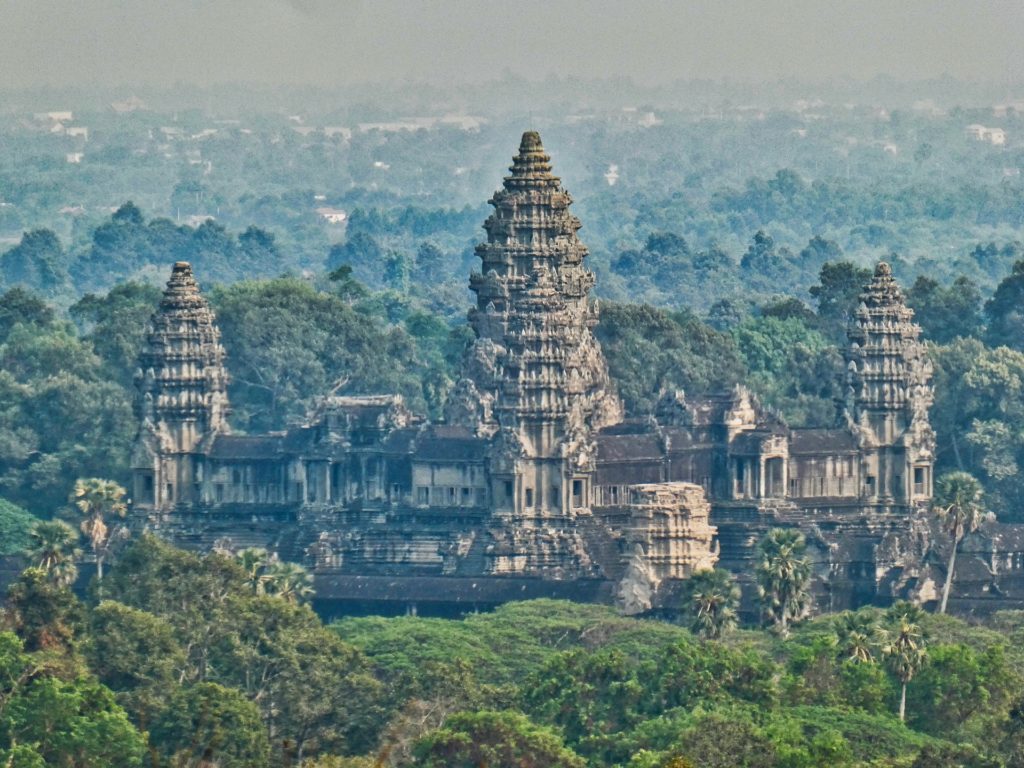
[413, 710, 586, 768]
[680, 567, 740, 639]
[0, 497, 38, 556]
[756, 528, 812, 635]
[3, 543, 1024, 768]
[595, 303, 744, 415]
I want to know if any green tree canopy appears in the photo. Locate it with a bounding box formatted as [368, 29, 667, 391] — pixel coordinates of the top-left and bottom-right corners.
[150, 682, 270, 768]
[756, 528, 812, 636]
[596, 303, 744, 415]
[414, 710, 586, 768]
[906, 275, 983, 344]
[0, 229, 69, 297]
[0, 497, 38, 556]
[681, 568, 740, 640]
[809, 261, 872, 342]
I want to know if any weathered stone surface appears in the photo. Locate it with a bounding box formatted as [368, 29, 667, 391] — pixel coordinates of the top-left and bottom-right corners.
[843, 261, 935, 507]
[132, 261, 230, 509]
[129, 134, 1001, 618]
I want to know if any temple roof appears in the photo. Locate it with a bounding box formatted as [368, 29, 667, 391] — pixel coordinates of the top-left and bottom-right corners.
[415, 425, 486, 462]
[504, 130, 559, 188]
[596, 433, 664, 462]
[159, 261, 208, 311]
[790, 428, 858, 454]
[209, 434, 282, 460]
[860, 261, 907, 310]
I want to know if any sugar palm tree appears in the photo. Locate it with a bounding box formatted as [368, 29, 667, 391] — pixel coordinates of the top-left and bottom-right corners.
[70, 477, 128, 581]
[755, 528, 811, 636]
[933, 471, 987, 614]
[886, 600, 925, 625]
[237, 547, 271, 594]
[27, 519, 80, 587]
[264, 561, 315, 604]
[833, 611, 885, 664]
[683, 568, 741, 640]
[884, 616, 927, 722]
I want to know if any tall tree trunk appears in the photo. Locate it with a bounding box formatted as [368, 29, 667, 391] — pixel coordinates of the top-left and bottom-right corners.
[899, 681, 907, 722]
[940, 533, 960, 614]
[951, 431, 965, 470]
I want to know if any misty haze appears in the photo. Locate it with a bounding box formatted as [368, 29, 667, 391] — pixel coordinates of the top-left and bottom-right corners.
[1, 2, 1024, 766]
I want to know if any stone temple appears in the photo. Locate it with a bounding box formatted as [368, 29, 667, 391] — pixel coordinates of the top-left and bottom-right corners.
[131, 131, 945, 616]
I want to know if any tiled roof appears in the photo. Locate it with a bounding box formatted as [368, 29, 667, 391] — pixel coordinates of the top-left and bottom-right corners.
[790, 428, 858, 454]
[596, 433, 664, 462]
[209, 434, 282, 460]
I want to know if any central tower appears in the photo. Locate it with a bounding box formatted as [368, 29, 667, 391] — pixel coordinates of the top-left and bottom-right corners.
[844, 262, 935, 507]
[453, 131, 621, 518]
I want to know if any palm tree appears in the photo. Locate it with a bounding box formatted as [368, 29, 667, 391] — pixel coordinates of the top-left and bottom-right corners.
[755, 528, 812, 636]
[237, 547, 270, 594]
[933, 471, 987, 614]
[833, 611, 885, 664]
[70, 477, 128, 580]
[27, 520, 80, 587]
[885, 600, 925, 625]
[264, 561, 315, 604]
[884, 616, 927, 722]
[682, 568, 741, 640]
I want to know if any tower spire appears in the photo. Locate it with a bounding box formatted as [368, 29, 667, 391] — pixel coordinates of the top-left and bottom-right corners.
[132, 261, 230, 508]
[844, 261, 934, 505]
[454, 130, 622, 518]
[136, 261, 230, 452]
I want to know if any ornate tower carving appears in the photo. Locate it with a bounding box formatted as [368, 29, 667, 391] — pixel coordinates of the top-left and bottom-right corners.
[132, 261, 229, 507]
[844, 262, 934, 506]
[458, 131, 622, 517]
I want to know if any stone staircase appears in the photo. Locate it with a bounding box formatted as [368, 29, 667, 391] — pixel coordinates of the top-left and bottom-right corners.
[574, 514, 626, 581]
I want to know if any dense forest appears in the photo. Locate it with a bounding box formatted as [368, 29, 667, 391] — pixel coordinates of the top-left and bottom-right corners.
[3, 87, 1024, 765]
[0, 532, 1023, 767]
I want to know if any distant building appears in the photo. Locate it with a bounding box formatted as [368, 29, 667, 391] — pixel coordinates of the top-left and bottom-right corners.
[966, 124, 1006, 145]
[993, 101, 1024, 118]
[33, 111, 73, 123]
[110, 96, 146, 114]
[357, 115, 485, 133]
[132, 132, 963, 618]
[324, 126, 353, 140]
[315, 207, 347, 225]
[636, 111, 662, 128]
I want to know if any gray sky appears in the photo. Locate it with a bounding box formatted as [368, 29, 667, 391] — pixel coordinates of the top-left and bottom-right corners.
[2, 0, 1023, 87]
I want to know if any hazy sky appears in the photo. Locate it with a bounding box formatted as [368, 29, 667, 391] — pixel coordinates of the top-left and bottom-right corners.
[2, 0, 1023, 88]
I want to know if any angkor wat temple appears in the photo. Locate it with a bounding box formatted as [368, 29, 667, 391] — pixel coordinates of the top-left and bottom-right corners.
[131, 131, 978, 617]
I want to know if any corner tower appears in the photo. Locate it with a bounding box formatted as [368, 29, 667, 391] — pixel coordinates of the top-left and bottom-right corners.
[131, 261, 229, 508]
[844, 262, 934, 507]
[454, 131, 622, 516]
